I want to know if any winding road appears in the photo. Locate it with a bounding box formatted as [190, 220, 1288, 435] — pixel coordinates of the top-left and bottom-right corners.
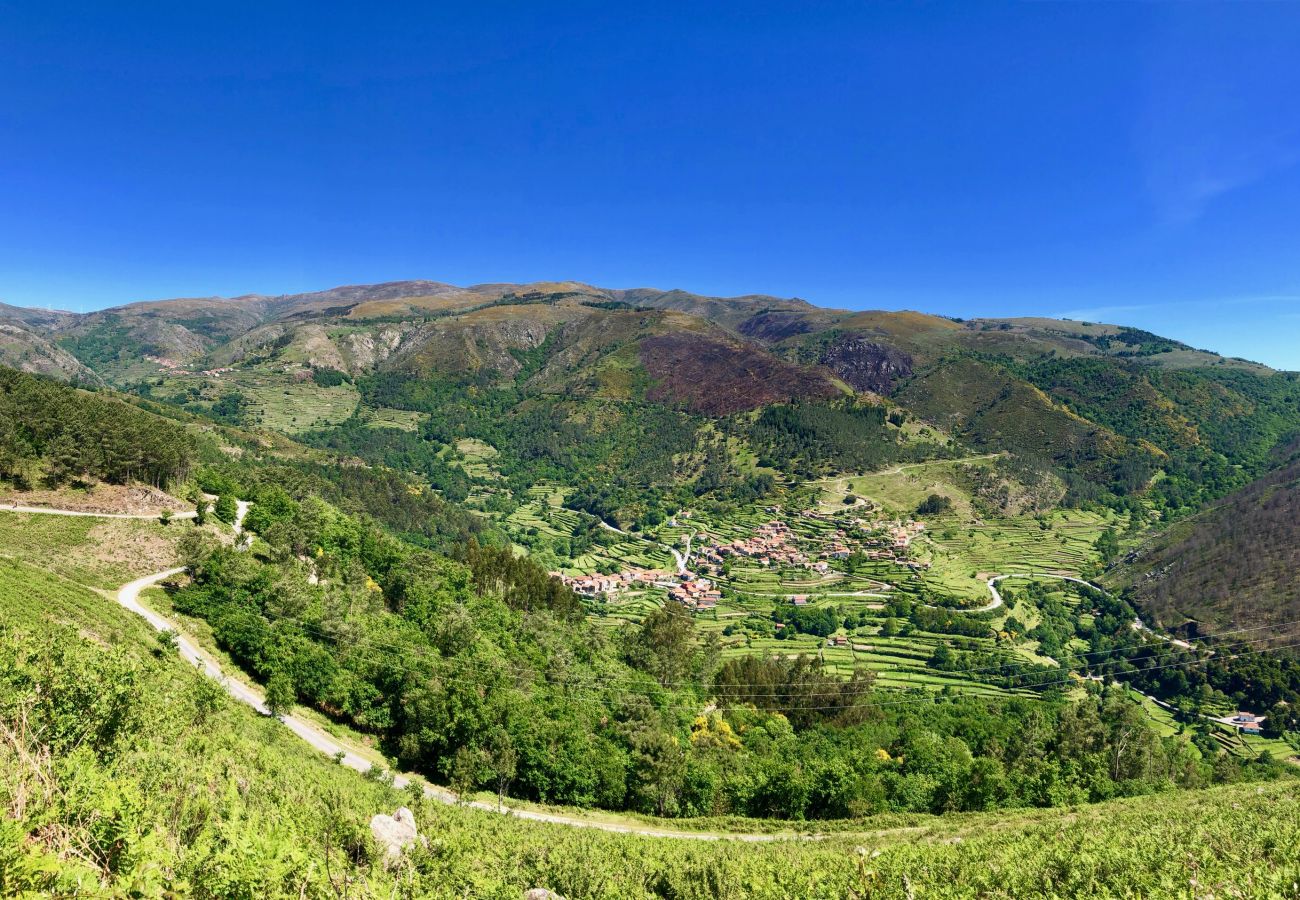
[115, 566, 794, 841]
[979, 572, 1099, 613]
[6, 500, 785, 842]
[0, 503, 196, 521]
[597, 516, 693, 575]
[10, 500, 1215, 838]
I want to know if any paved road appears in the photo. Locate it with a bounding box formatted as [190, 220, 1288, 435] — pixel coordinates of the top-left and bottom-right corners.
[669, 533, 695, 575]
[597, 517, 692, 576]
[976, 572, 1101, 614]
[0, 504, 196, 520]
[115, 565, 795, 841]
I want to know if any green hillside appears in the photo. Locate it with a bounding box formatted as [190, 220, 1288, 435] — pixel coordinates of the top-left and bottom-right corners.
[1109, 442, 1300, 646]
[3, 598, 1299, 899]
[3, 274, 1300, 894]
[5, 280, 1296, 520]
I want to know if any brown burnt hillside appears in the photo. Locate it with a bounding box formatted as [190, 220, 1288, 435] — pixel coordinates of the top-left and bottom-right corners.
[640, 332, 841, 415]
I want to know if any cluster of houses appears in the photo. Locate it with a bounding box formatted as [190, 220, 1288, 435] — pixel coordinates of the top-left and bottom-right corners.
[553, 569, 667, 597]
[887, 520, 926, 548]
[696, 520, 811, 570]
[553, 508, 935, 619]
[827, 518, 930, 567]
[668, 575, 723, 611]
[686, 514, 934, 582]
[552, 569, 722, 615]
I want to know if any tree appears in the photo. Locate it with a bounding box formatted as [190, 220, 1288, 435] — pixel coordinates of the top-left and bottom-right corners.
[156, 628, 179, 654]
[188, 487, 208, 525]
[625, 602, 696, 686]
[917, 494, 953, 516]
[450, 746, 487, 804]
[265, 670, 295, 718]
[487, 730, 518, 809]
[630, 727, 686, 817]
[214, 493, 237, 524]
[928, 642, 955, 670]
[1095, 527, 1120, 564]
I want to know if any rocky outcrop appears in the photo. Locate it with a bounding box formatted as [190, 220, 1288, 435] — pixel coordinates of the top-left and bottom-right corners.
[370, 807, 423, 865]
[523, 890, 566, 900]
[818, 334, 912, 394]
[0, 323, 100, 383]
[339, 325, 409, 370]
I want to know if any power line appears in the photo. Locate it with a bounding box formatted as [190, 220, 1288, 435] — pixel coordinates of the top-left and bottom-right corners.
[175, 591, 1300, 715]
[190, 584, 1300, 698]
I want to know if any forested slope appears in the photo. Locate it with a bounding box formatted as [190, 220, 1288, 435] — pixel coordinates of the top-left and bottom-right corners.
[1111, 441, 1300, 643]
[3, 612, 1299, 899]
[7, 569, 1300, 900]
[0, 367, 194, 488]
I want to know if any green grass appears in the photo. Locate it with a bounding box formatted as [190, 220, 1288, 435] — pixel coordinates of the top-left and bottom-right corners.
[240, 375, 360, 433]
[361, 406, 424, 431]
[3, 491, 1299, 897]
[5, 609, 1300, 898]
[154, 368, 361, 433]
[0, 556, 156, 654]
[0, 510, 183, 590]
[812, 455, 998, 518]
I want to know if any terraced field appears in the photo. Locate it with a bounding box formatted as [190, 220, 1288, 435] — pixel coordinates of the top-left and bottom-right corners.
[240, 376, 360, 432]
[504, 484, 675, 575]
[453, 437, 503, 481]
[151, 368, 362, 433]
[360, 407, 424, 431]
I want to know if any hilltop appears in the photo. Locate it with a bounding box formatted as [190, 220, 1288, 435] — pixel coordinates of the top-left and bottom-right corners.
[2, 280, 1294, 514]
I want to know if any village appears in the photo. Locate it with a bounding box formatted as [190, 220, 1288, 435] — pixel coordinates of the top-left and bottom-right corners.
[552, 507, 932, 615]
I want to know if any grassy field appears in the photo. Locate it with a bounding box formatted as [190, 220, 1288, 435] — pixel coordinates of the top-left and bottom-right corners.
[453, 437, 503, 480]
[0, 556, 157, 654]
[0, 510, 184, 590]
[361, 406, 424, 431]
[812, 455, 1000, 518]
[154, 368, 361, 433]
[237, 374, 361, 433]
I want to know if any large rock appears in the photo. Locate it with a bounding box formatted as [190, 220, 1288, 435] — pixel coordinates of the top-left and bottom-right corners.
[523, 890, 566, 900]
[818, 335, 913, 394]
[370, 807, 421, 865]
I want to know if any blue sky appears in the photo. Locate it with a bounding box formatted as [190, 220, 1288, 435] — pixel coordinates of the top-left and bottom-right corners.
[2, 2, 1298, 368]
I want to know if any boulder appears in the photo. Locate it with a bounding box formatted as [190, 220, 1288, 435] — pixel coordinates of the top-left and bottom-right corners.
[523, 890, 566, 900]
[370, 806, 421, 865]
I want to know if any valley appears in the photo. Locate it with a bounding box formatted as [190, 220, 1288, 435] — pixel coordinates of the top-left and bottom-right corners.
[2, 281, 1299, 897]
[7, 4, 1300, 893]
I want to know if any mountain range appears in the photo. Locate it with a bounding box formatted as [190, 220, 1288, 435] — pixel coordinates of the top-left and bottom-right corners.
[3, 278, 1299, 637]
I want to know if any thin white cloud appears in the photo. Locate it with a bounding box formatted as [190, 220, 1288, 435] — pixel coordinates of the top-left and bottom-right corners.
[1055, 294, 1300, 323]
[1137, 9, 1300, 226]
[1054, 303, 1156, 322]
